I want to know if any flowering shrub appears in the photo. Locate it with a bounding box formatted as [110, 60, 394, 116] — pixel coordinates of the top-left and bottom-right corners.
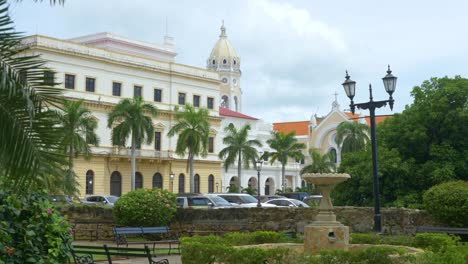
[113, 188, 177, 227]
[0, 190, 72, 264]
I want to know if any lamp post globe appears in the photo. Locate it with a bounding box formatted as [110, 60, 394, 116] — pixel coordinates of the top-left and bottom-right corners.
[170, 173, 175, 193]
[341, 66, 397, 233]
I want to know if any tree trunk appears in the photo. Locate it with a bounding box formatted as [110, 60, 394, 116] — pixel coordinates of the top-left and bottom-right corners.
[69, 146, 75, 179]
[189, 148, 194, 193]
[282, 164, 286, 192]
[237, 151, 242, 193]
[131, 134, 136, 191]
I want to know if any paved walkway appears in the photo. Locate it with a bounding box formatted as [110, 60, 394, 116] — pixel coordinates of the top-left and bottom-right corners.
[72, 241, 182, 264]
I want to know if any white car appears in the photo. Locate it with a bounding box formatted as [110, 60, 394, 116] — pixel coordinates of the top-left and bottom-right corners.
[264, 198, 310, 208]
[215, 193, 277, 208]
[82, 195, 119, 206]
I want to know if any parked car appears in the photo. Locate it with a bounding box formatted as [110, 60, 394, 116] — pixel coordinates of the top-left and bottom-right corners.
[176, 194, 213, 209]
[82, 195, 119, 206]
[281, 192, 310, 201]
[259, 195, 284, 203]
[48, 195, 73, 204]
[203, 194, 234, 208]
[215, 193, 277, 207]
[264, 198, 310, 207]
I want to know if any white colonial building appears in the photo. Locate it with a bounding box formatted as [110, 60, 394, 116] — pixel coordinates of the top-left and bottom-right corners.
[22, 22, 378, 197]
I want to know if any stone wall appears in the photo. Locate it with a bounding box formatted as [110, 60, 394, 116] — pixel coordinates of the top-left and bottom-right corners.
[59, 205, 437, 240]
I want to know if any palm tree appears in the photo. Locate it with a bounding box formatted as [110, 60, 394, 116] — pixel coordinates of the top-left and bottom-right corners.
[108, 97, 158, 191]
[219, 123, 262, 193]
[266, 131, 306, 192]
[335, 121, 369, 154]
[58, 100, 99, 195]
[0, 0, 66, 193]
[300, 148, 336, 174]
[168, 104, 210, 193]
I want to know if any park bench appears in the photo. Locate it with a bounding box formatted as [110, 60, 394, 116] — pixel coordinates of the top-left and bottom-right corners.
[72, 219, 113, 241]
[113, 226, 180, 255]
[71, 244, 169, 264]
[416, 226, 468, 239]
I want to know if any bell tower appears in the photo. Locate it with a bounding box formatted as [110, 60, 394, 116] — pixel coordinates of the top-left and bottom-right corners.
[207, 22, 242, 112]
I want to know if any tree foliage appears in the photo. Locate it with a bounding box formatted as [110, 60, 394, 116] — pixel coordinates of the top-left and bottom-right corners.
[219, 123, 262, 192]
[167, 104, 210, 193]
[0, 0, 67, 193]
[266, 131, 305, 192]
[335, 76, 468, 208]
[335, 121, 369, 154]
[300, 148, 336, 174]
[108, 97, 158, 191]
[58, 99, 99, 195]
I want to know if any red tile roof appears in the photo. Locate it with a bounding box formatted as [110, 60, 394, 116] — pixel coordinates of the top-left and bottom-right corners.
[219, 107, 258, 120]
[273, 121, 310, 136]
[344, 112, 392, 126]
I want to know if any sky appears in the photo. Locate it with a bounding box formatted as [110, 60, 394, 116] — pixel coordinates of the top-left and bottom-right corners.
[8, 0, 468, 122]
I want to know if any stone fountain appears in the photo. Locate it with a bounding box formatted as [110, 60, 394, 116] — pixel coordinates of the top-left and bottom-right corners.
[302, 173, 351, 253]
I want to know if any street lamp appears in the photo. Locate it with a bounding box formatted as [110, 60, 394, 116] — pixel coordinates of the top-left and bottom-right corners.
[341, 65, 397, 233]
[170, 172, 175, 193]
[255, 158, 263, 208]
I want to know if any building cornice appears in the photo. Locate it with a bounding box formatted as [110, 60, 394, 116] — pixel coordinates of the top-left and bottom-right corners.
[20, 35, 220, 84]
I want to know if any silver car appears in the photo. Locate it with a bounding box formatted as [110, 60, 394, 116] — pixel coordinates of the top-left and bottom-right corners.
[264, 198, 310, 207]
[203, 194, 234, 208]
[215, 193, 277, 208]
[82, 195, 119, 206]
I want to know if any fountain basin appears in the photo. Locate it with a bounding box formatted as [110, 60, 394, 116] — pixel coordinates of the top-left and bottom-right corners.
[302, 173, 350, 185]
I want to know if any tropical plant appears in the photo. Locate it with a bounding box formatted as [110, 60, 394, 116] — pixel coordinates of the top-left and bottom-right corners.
[108, 97, 158, 191]
[58, 100, 99, 195]
[0, 190, 73, 263]
[300, 148, 336, 174]
[266, 131, 305, 192]
[219, 123, 262, 193]
[113, 188, 177, 227]
[242, 186, 257, 195]
[0, 0, 67, 193]
[335, 121, 369, 154]
[168, 104, 210, 193]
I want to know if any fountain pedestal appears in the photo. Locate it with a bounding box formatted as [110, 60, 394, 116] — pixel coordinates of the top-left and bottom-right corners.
[302, 173, 351, 254]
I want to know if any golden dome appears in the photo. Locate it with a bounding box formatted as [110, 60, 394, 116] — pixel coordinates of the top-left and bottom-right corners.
[207, 22, 240, 70]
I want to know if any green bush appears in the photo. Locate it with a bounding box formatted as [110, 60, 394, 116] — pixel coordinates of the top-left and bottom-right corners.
[224, 231, 286, 246]
[181, 232, 417, 264]
[413, 233, 459, 253]
[0, 190, 72, 264]
[113, 188, 176, 227]
[423, 180, 468, 227]
[350, 233, 416, 247]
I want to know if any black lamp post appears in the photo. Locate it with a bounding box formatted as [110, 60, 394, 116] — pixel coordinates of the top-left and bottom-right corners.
[256, 158, 263, 208]
[341, 65, 397, 233]
[170, 172, 175, 193]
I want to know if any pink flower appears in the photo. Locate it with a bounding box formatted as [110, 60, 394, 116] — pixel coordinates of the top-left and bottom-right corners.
[46, 208, 52, 214]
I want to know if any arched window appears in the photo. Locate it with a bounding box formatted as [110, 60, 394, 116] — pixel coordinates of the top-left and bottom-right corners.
[194, 174, 200, 193]
[233, 60, 237, 65]
[208, 175, 214, 193]
[135, 172, 143, 189]
[223, 59, 227, 64]
[110, 171, 122, 196]
[85, 170, 94, 195]
[221, 95, 229, 109]
[265, 178, 270, 195]
[329, 148, 337, 163]
[178, 174, 185, 193]
[234, 96, 238, 112]
[152, 173, 163, 188]
[212, 59, 215, 64]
